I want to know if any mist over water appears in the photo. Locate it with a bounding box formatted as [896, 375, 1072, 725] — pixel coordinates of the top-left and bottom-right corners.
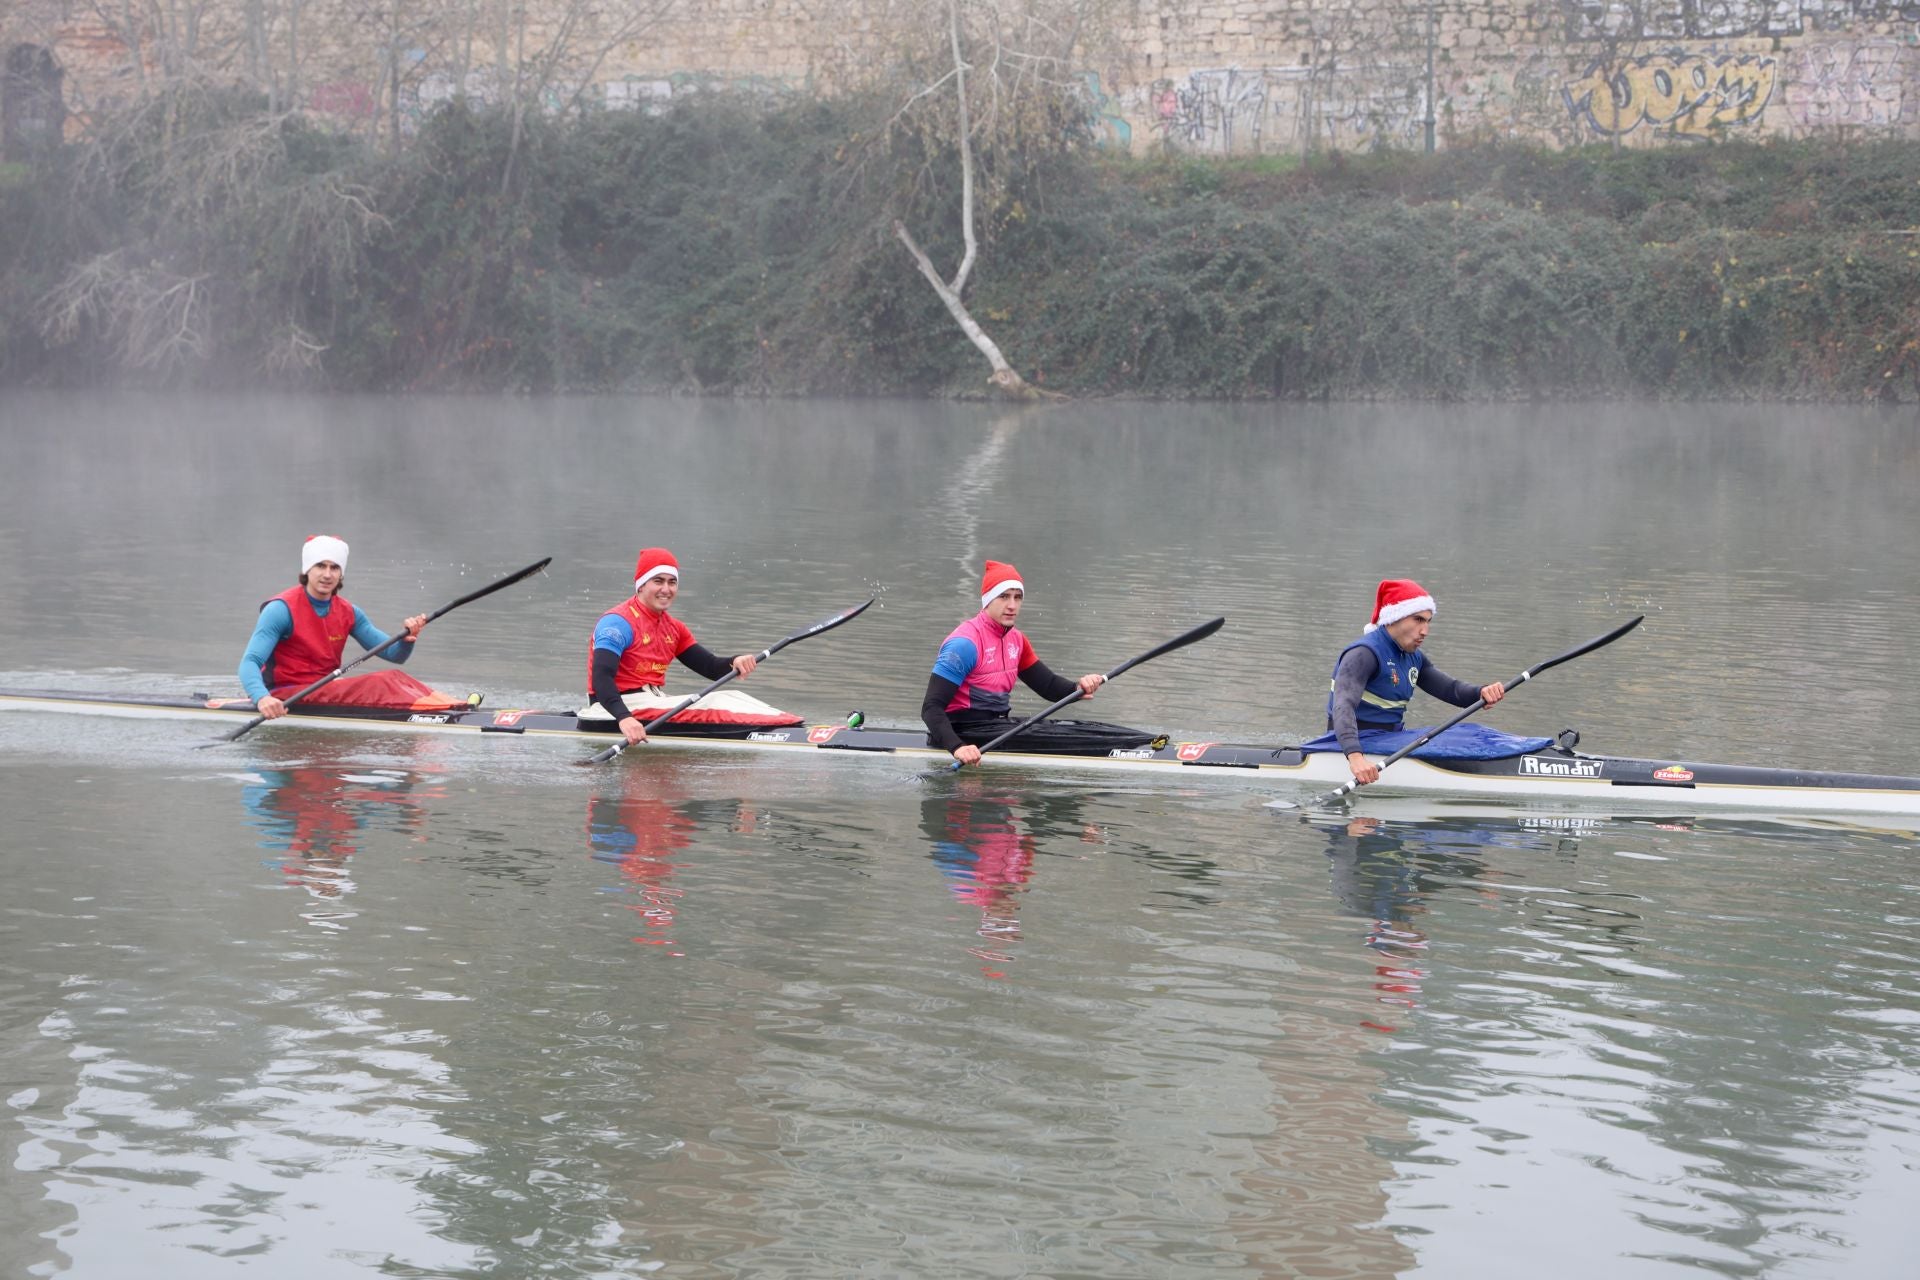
[2, 392, 1917, 1278]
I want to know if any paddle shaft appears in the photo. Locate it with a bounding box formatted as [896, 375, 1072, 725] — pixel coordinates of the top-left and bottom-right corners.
[1290, 614, 1645, 809]
[952, 616, 1227, 770]
[587, 597, 876, 764]
[214, 557, 552, 745]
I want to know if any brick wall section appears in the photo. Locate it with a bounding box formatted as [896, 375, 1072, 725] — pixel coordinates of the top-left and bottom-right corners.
[7, 0, 1920, 152]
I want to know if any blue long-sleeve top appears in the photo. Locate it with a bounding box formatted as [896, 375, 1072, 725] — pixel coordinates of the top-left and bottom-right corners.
[238, 595, 414, 700]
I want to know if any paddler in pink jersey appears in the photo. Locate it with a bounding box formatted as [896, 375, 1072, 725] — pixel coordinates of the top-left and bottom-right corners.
[922, 560, 1111, 767]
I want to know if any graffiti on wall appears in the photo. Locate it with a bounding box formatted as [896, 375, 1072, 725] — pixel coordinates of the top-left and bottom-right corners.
[1567, 0, 1920, 41]
[1563, 50, 1778, 136]
[1080, 72, 1132, 148]
[1133, 65, 1437, 154]
[1782, 40, 1915, 127]
[603, 70, 796, 113]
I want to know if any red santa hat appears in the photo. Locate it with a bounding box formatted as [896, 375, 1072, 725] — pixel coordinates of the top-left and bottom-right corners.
[634, 547, 681, 593]
[980, 559, 1025, 610]
[1365, 578, 1436, 633]
[301, 534, 349, 576]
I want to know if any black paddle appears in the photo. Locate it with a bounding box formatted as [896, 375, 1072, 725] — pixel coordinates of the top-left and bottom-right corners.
[1273, 614, 1645, 811]
[947, 616, 1226, 771]
[584, 597, 876, 764]
[206, 557, 553, 746]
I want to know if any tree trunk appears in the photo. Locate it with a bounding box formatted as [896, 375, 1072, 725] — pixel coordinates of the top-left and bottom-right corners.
[894, 221, 1052, 401]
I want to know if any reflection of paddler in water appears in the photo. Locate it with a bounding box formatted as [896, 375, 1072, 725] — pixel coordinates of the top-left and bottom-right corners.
[1319, 812, 1584, 1033]
[920, 785, 1105, 979]
[242, 743, 441, 903]
[586, 765, 761, 954]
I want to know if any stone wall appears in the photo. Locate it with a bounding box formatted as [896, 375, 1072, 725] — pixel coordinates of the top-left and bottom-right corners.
[6, 0, 1920, 155]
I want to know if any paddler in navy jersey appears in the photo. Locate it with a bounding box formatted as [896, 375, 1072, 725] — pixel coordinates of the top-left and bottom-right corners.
[1328, 578, 1506, 786]
[240, 535, 459, 717]
[590, 547, 762, 746]
[923, 560, 1111, 767]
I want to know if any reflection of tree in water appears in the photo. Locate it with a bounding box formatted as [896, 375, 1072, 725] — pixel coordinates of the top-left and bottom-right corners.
[241, 742, 443, 917]
[919, 783, 1107, 979]
[587, 768, 762, 954]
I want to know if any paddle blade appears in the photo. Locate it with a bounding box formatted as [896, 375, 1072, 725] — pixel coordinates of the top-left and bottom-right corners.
[430, 556, 553, 619]
[1106, 616, 1225, 679]
[767, 596, 876, 655]
[1522, 615, 1644, 680]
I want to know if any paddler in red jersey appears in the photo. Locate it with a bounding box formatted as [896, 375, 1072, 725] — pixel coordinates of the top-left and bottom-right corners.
[589, 547, 797, 746]
[924, 559, 1155, 767]
[239, 535, 462, 717]
[1328, 578, 1506, 786]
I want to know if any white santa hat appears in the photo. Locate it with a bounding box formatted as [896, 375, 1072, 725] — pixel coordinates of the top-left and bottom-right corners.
[634, 547, 681, 594]
[301, 534, 349, 576]
[980, 559, 1025, 610]
[1364, 578, 1436, 633]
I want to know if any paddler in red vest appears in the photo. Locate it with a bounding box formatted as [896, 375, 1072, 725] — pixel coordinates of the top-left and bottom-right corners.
[922, 560, 1109, 767]
[590, 547, 762, 746]
[240, 535, 459, 717]
[1328, 578, 1506, 786]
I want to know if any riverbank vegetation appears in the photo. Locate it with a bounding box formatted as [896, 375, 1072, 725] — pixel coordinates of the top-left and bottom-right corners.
[4, 85, 1919, 401]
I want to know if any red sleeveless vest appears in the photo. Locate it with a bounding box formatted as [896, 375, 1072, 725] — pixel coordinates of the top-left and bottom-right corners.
[264, 587, 357, 691]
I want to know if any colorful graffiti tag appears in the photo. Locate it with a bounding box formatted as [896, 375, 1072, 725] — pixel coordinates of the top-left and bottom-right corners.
[1563, 51, 1779, 137]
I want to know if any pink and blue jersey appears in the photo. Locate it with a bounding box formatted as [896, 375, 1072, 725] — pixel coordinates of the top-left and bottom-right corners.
[933, 612, 1041, 716]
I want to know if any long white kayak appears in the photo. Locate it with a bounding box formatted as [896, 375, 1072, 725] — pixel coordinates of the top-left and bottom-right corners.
[5, 688, 1920, 819]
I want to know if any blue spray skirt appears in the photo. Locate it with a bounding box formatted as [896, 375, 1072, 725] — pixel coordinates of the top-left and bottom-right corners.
[1298, 722, 1552, 761]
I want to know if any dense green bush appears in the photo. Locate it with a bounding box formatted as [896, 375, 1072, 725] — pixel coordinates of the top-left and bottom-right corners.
[3, 93, 1918, 400]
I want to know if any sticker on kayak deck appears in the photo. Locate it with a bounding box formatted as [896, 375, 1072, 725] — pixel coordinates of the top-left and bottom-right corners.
[1107, 746, 1155, 760]
[408, 714, 451, 724]
[1653, 765, 1695, 782]
[491, 709, 527, 726]
[807, 724, 846, 743]
[1175, 742, 1217, 761]
[747, 731, 794, 743]
[1519, 755, 1606, 778]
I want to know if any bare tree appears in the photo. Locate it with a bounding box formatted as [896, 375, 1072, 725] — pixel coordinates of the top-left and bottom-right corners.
[888, 0, 1110, 399]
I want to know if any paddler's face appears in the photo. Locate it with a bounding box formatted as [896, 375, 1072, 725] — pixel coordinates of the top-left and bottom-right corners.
[985, 589, 1023, 626]
[304, 561, 343, 600]
[1386, 610, 1432, 652]
[637, 572, 678, 612]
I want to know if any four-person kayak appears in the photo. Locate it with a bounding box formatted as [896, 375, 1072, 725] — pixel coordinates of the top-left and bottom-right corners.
[4, 688, 1918, 819]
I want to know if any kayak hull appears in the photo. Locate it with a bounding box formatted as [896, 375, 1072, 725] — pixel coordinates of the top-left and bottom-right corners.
[5, 688, 1919, 817]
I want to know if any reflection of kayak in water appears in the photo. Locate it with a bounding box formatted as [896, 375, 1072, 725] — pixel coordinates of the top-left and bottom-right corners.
[10, 688, 1920, 819]
[1297, 795, 1920, 842]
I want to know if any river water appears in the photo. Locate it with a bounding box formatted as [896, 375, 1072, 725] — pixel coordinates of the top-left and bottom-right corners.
[1, 392, 1916, 1278]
